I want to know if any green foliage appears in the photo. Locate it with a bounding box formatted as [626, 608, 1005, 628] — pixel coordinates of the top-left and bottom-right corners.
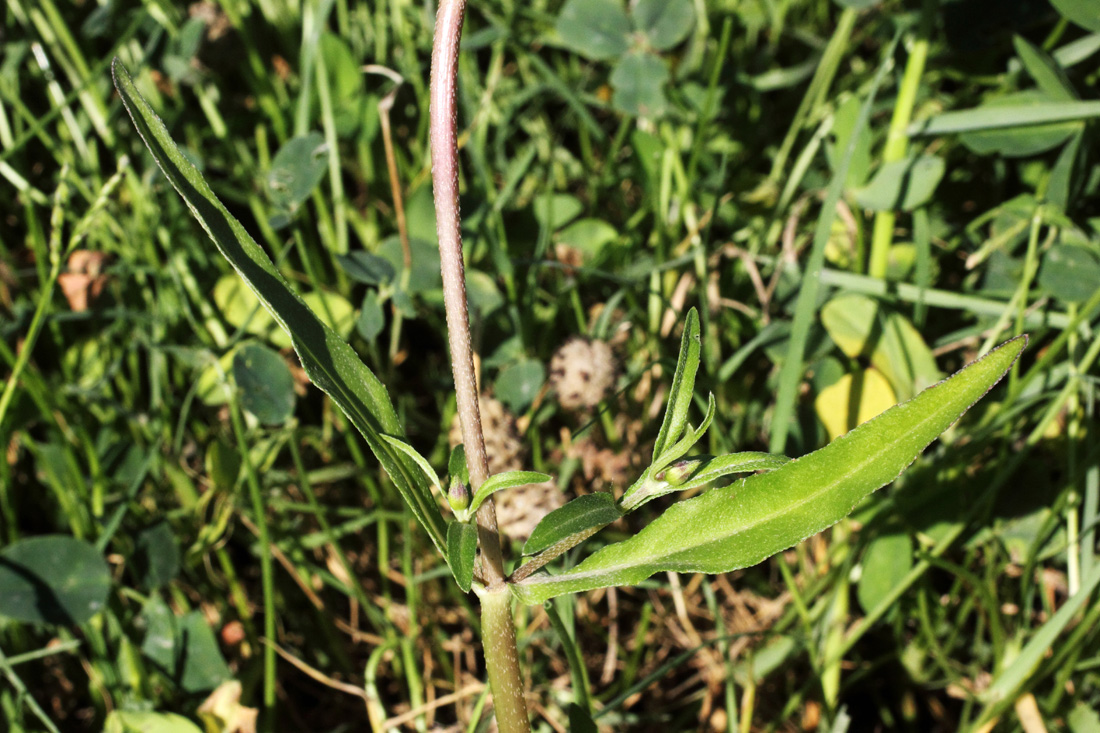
[0, 536, 111, 625]
[446, 522, 478, 593]
[232, 342, 296, 425]
[513, 337, 1025, 604]
[523, 493, 622, 557]
[111, 60, 448, 559]
[5, 1, 1100, 729]
[555, 0, 694, 117]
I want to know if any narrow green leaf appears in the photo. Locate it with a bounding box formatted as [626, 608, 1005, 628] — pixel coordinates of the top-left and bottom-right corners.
[651, 392, 715, 475]
[111, 60, 446, 555]
[470, 471, 552, 515]
[513, 337, 1026, 604]
[669, 452, 792, 493]
[909, 100, 1100, 136]
[448, 444, 469, 485]
[652, 308, 701, 460]
[447, 522, 479, 593]
[621, 452, 790, 513]
[1012, 35, 1077, 101]
[769, 36, 898, 454]
[381, 435, 442, 495]
[523, 493, 622, 557]
[980, 560, 1100, 712]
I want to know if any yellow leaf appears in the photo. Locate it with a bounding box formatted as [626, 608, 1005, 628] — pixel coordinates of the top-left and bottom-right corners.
[814, 368, 897, 440]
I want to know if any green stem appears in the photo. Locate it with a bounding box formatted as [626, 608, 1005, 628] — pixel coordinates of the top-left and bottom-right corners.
[479, 588, 530, 733]
[867, 30, 929, 278]
[229, 399, 277, 727]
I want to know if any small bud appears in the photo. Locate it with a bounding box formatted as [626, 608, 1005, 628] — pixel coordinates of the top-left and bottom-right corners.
[658, 459, 701, 487]
[447, 479, 470, 512]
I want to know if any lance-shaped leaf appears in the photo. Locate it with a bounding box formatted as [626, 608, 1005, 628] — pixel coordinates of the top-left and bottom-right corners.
[523, 493, 623, 556]
[470, 471, 552, 516]
[512, 493, 624, 583]
[111, 61, 447, 554]
[650, 393, 715, 477]
[512, 337, 1026, 605]
[447, 522, 479, 593]
[651, 308, 701, 461]
[620, 451, 790, 513]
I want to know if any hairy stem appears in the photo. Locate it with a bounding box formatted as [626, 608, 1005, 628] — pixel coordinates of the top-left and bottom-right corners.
[429, 0, 506, 585]
[430, 3, 530, 731]
[480, 587, 531, 733]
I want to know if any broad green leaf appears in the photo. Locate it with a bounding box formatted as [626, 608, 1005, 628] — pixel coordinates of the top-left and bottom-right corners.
[1012, 36, 1076, 101]
[634, 0, 694, 51]
[610, 51, 669, 118]
[232, 342, 296, 425]
[214, 274, 277, 341]
[205, 439, 241, 491]
[379, 236, 441, 293]
[105, 711, 203, 733]
[1050, 0, 1100, 32]
[652, 308, 701, 460]
[1037, 244, 1100, 303]
[214, 275, 355, 349]
[467, 270, 504, 317]
[814, 368, 897, 441]
[337, 251, 395, 286]
[177, 611, 232, 692]
[265, 133, 328, 211]
[139, 599, 232, 693]
[112, 60, 446, 556]
[821, 294, 941, 400]
[852, 156, 945, 212]
[556, 218, 619, 261]
[523, 493, 622, 556]
[512, 337, 1026, 604]
[1068, 703, 1100, 733]
[856, 532, 913, 615]
[447, 522, 479, 593]
[493, 359, 545, 413]
[910, 98, 1100, 135]
[471, 471, 553, 515]
[825, 95, 875, 189]
[0, 535, 111, 624]
[356, 290, 385, 342]
[556, 0, 631, 61]
[134, 520, 181, 590]
[533, 194, 583, 231]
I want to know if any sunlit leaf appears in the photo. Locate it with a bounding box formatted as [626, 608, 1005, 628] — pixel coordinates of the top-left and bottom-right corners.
[0, 535, 111, 624]
[556, 0, 631, 60]
[513, 337, 1026, 604]
[113, 60, 447, 557]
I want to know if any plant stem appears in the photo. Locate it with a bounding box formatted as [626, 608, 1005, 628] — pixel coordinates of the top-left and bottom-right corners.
[867, 24, 930, 278]
[479, 587, 530, 733]
[430, 2, 531, 730]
